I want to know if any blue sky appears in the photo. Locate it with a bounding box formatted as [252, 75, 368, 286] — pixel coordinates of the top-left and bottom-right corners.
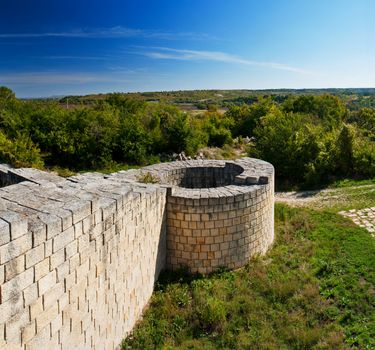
[0, 0, 374, 97]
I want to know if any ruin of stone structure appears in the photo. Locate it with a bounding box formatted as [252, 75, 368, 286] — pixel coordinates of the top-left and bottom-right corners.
[0, 157, 274, 349]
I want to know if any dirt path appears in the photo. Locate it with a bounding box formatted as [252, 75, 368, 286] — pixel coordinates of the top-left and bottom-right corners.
[276, 184, 375, 235]
[275, 184, 375, 208]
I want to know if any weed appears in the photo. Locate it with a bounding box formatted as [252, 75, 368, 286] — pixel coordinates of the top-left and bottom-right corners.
[137, 171, 160, 184]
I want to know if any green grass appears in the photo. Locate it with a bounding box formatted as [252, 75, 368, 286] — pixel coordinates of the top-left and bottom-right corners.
[328, 178, 375, 189]
[122, 203, 375, 350]
[318, 185, 375, 212]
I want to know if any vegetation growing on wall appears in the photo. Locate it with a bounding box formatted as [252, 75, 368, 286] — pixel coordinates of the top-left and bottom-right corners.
[0, 86, 373, 188]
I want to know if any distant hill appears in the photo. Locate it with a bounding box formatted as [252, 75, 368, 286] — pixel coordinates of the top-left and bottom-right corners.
[56, 88, 375, 110]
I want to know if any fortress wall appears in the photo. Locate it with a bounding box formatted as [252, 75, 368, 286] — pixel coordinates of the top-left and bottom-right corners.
[0, 157, 274, 349]
[0, 177, 167, 350]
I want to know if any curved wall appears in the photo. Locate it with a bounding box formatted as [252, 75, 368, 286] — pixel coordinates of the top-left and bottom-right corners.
[121, 158, 275, 274]
[0, 157, 274, 349]
[166, 184, 273, 274]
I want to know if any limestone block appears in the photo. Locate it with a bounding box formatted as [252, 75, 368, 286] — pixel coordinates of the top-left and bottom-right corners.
[4, 254, 25, 282]
[38, 270, 56, 296]
[0, 211, 28, 240]
[25, 244, 44, 269]
[53, 226, 74, 253]
[63, 200, 91, 225]
[0, 218, 10, 246]
[1, 267, 34, 303]
[0, 234, 32, 265]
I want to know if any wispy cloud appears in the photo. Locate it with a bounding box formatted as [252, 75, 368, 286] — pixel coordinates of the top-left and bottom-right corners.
[0, 71, 132, 85]
[141, 47, 310, 74]
[42, 55, 109, 60]
[0, 26, 216, 41]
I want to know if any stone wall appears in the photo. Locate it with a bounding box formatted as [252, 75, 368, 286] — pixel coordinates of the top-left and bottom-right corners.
[0, 157, 274, 349]
[166, 184, 273, 274]
[0, 168, 166, 349]
[119, 158, 274, 274]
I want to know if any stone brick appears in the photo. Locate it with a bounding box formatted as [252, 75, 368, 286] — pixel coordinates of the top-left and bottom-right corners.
[56, 260, 70, 283]
[53, 208, 73, 232]
[0, 210, 28, 240]
[50, 312, 63, 336]
[0, 323, 5, 348]
[21, 320, 36, 344]
[0, 234, 32, 264]
[30, 221, 46, 248]
[38, 270, 56, 296]
[50, 248, 65, 270]
[68, 252, 80, 273]
[29, 297, 43, 320]
[74, 221, 83, 239]
[24, 324, 50, 350]
[4, 254, 25, 282]
[63, 200, 91, 225]
[36, 302, 58, 332]
[38, 213, 62, 240]
[65, 240, 77, 260]
[0, 292, 24, 324]
[0, 218, 10, 246]
[1, 267, 34, 303]
[23, 282, 38, 307]
[25, 244, 44, 269]
[6, 306, 29, 346]
[53, 227, 74, 253]
[43, 282, 64, 310]
[34, 257, 50, 280]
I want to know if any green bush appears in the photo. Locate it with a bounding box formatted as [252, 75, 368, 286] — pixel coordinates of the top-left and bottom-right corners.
[0, 131, 44, 168]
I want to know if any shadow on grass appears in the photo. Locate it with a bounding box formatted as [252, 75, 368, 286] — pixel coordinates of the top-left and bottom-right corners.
[155, 266, 232, 292]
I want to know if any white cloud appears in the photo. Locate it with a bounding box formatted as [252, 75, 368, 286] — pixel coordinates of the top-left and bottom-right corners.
[42, 55, 109, 60]
[0, 72, 131, 85]
[142, 47, 311, 74]
[0, 26, 215, 41]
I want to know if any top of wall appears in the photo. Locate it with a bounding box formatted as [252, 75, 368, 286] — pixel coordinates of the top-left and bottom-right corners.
[0, 165, 165, 246]
[0, 157, 273, 242]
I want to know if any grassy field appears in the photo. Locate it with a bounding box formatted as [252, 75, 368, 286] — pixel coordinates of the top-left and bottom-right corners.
[122, 186, 375, 350]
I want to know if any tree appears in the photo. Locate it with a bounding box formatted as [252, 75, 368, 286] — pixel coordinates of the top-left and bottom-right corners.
[0, 86, 15, 100]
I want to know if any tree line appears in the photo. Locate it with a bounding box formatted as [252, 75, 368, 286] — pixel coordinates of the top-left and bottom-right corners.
[0, 86, 373, 188]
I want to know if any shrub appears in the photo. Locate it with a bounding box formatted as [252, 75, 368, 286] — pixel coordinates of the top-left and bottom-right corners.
[0, 131, 44, 168]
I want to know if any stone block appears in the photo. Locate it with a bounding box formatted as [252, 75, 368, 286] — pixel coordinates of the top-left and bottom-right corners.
[6, 306, 29, 346]
[25, 244, 44, 269]
[53, 226, 74, 253]
[0, 233, 32, 264]
[36, 302, 58, 332]
[38, 213, 62, 240]
[34, 257, 50, 280]
[21, 320, 36, 344]
[4, 254, 25, 282]
[50, 248, 65, 270]
[1, 267, 34, 303]
[0, 218, 10, 246]
[63, 200, 91, 225]
[38, 270, 56, 296]
[0, 210, 28, 240]
[23, 282, 38, 307]
[0, 290, 24, 324]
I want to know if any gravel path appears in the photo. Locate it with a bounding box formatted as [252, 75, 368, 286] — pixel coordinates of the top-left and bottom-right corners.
[339, 207, 375, 236]
[275, 184, 375, 235]
[275, 184, 375, 207]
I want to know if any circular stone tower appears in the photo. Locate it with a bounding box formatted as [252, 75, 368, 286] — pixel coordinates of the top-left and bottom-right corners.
[120, 157, 274, 274]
